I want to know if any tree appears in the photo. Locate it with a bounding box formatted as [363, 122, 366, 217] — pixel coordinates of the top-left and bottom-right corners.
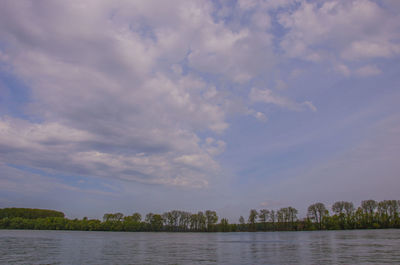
[332, 201, 351, 229]
[131, 213, 141, 222]
[248, 209, 258, 231]
[287, 207, 298, 230]
[361, 200, 377, 215]
[189, 213, 198, 231]
[144, 213, 163, 231]
[258, 209, 270, 231]
[307, 203, 328, 230]
[270, 210, 276, 230]
[238, 216, 245, 231]
[123, 213, 142, 231]
[171, 210, 180, 230]
[205, 210, 218, 231]
[332, 201, 345, 215]
[275, 207, 297, 230]
[103, 213, 124, 222]
[145, 213, 154, 224]
[277, 209, 285, 224]
[343, 202, 355, 228]
[239, 216, 245, 224]
[343, 202, 354, 217]
[150, 214, 163, 231]
[197, 211, 206, 231]
[162, 212, 174, 231]
[387, 200, 399, 226]
[219, 218, 230, 232]
[0, 208, 65, 219]
[361, 200, 377, 226]
[178, 211, 191, 231]
[377, 200, 389, 227]
[377, 200, 398, 228]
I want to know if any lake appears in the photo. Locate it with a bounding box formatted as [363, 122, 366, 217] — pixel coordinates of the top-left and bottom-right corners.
[0, 229, 399, 264]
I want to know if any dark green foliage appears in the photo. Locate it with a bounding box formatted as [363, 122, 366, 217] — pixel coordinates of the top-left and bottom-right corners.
[1, 200, 400, 232]
[0, 208, 65, 219]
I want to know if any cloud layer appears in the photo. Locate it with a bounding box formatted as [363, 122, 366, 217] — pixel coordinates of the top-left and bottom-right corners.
[0, 0, 234, 187]
[0, 0, 399, 196]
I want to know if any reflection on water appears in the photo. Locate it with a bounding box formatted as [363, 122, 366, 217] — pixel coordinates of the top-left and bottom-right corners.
[0, 229, 399, 264]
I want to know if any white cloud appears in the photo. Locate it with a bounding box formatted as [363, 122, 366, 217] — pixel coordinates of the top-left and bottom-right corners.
[255, 112, 268, 122]
[4, 0, 389, 190]
[249, 87, 316, 112]
[238, 0, 298, 11]
[334, 63, 382, 77]
[302, 101, 317, 112]
[279, 0, 400, 62]
[341, 41, 400, 61]
[355, 64, 382, 77]
[335, 63, 351, 77]
[204, 137, 226, 156]
[0, 117, 221, 188]
[0, 0, 238, 188]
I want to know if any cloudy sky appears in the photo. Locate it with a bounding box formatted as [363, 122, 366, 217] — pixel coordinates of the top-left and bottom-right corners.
[0, 0, 399, 220]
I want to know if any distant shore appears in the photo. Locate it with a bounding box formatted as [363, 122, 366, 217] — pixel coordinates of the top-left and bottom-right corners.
[1, 200, 399, 232]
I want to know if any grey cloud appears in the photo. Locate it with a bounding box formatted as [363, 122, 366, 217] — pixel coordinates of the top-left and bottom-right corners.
[0, 117, 221, 187]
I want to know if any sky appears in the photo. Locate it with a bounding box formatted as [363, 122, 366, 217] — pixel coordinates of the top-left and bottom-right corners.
[0, 0, 399, 221]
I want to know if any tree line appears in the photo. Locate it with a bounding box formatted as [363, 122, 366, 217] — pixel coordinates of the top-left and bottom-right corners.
[0, 199, 399, 232]
[0, 208, 65, 219]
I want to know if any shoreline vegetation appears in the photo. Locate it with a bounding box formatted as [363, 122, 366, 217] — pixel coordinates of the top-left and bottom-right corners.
[1, 200, 399, 232]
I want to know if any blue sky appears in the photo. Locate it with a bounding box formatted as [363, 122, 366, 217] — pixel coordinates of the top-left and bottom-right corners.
[0, 0, 399, 221]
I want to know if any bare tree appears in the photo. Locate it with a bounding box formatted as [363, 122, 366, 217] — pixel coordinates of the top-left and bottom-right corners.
[332, 201, 345, 215]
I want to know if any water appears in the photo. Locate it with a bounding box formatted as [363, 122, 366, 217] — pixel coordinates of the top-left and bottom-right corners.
[0, 229, 399, 264]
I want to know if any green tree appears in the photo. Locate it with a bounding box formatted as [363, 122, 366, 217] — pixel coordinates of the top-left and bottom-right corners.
[332, 201, 349, 229]
[361, 200, 377, 227]
[269, 210, 276, 231]
[258, 209, 270, 231]
[197, 211, 206, 231]
[248, 209, 258, 231]
[103, 213, 124, 222]
[219, 218, 230, 232]
[287, 207, 298, 230]
[189, 213, 198, 231]
[0, 208, 64, 219]
[238, 216, 245, 231]
[205, 210, 218, 231]
[150, 214, 163, 231]
[307, 202, 328, 230]
[343, 202, 355, 228]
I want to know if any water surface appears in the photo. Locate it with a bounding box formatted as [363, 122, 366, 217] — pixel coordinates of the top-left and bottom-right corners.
[1, 229, 399, 264]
